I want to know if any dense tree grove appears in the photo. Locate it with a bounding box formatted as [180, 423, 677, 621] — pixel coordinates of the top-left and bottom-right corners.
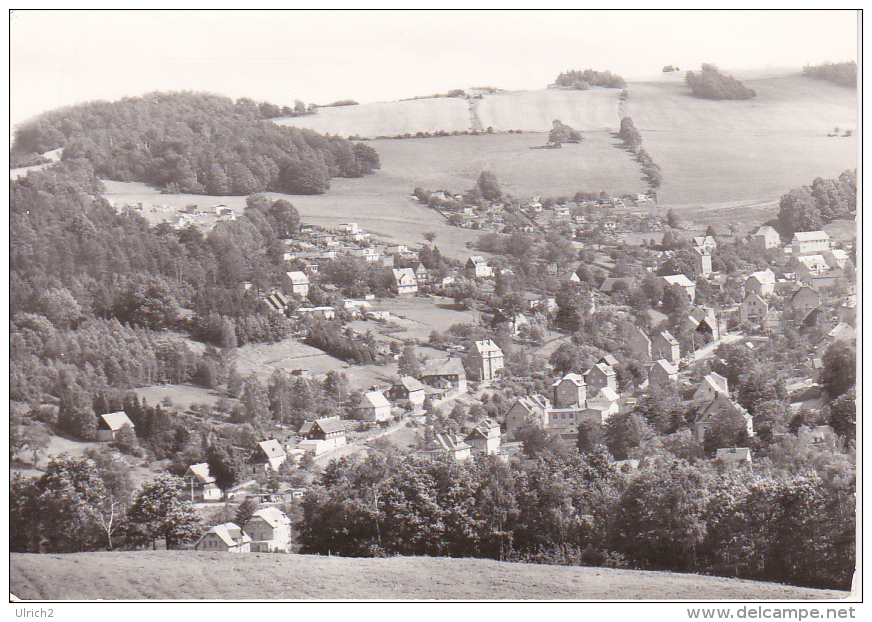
[776, 171, 856, 235]
[803, 61, 857, 88]
[685, 64, 756, 100]
[554, 69, 627, 89]
[299, 445, 854, 590]
[12, 92, 379, 195]
[617, 117, 662, 189]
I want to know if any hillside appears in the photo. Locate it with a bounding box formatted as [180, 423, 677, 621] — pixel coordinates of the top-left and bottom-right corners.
[10, 551, 850, 600]
[272, 72, 857, 210]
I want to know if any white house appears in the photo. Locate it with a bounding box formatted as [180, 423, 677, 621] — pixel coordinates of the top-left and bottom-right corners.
[468, 339, 505, 382]
[298, 416, 347, 455]
[243, 507, 292, 552]
[751, 225, 781, 250]
[744, 268, 776, 297]
[466, 256, 493, 278]
[662, 274, 696, 302]
[96, 411, 135, 442]
[419, 433, 472, 462]
[464, 419, 502, 455]
[252, 439, 287, 472]
[357, 390, 392, 422]
[183, 462, 222, 502]
[739, 292, 768, 324]
[652, 331, 680, 365]
[283, 271, 310, 297]
[715, 447, 752, 465]
[694, 372, 729, 403]
[194, 523, 251, 553]
[791, 231, 831, 256]
[391, 268, 419, 295]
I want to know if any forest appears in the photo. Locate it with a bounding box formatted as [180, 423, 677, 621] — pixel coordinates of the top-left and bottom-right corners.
[553, 68, 627, 89]
[802, 61, 857, 88]
[298, 440, 854, 591]
[11, 91, 380, 195]
[776, 170, 857, 236]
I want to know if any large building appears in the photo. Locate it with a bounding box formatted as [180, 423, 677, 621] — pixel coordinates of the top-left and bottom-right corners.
[468, 339, 505, 382]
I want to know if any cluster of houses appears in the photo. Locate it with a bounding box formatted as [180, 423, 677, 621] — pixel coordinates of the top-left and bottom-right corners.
[194, 506, 292, 553]
[108, 200, 238, 231]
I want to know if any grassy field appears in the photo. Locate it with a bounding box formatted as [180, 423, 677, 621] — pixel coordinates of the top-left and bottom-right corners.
[10, 551, 849, 600]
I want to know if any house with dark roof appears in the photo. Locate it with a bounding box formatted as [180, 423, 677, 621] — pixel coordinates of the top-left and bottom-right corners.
[652, 330, 680, 364]
[389, 376, 426, 406]
[420, 357, 467, 392]
[298, 416, 347, 455]
[251, 439, 287, 473]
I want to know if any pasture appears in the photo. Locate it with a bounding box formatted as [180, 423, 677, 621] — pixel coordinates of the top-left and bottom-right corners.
[11, 551, 849, 600]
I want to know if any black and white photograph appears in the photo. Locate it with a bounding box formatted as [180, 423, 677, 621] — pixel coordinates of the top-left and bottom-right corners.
[7, 8, 860, 611]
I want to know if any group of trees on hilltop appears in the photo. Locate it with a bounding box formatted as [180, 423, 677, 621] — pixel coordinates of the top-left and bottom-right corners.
[803, 61, 857, 88]
[12, 92, 379, 195]
[554, 68, 627, 89]
[685, 64, 756, 100]
[776, 170, 856, 236]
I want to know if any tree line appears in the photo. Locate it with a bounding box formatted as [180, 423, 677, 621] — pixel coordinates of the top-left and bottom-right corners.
[802, 61, 857, 88]
[299, 441, 854, 590]
[776, 170, 856, 236]
[618, 117, 662, 189]
[12, 91, 380, 195]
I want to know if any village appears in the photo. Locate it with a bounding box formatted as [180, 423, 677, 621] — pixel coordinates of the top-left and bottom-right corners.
[90, 191, 857, 554]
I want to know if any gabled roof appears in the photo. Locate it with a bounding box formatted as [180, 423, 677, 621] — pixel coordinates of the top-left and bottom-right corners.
[585, 362, 616, 378]
[300, 416, 346, 436]
[753, 225, 779, 236]
[203, 522, 251, 548]
[792, 230, 829, 242]
[789, 286, 820, 303]
[249, 507, 290, 529]
[746, 269, 775, 285]
[185, 462, 215, 484]
[599, 354, 619, 367]
[257, 439, 286, 460]
[473, 339, 503, 355]
[512, 394, 551, 414]
[700, 372, 729, 395]
[100, 411, 135, 431]
[264, 292, 290, 311]
[465, 418, 501, 441]
[828, 322, 856, 341]
[392, 267, 417, 284]
[593, 386, 619, 402]
[697, 393, 749, 422]
[653, 359, 678, 375]
[421, 357, 465, 378]
[552, 372, 586, 388]
[396, 376, 426, 392]
[286, 271, 309, 284]
[656, 330, 678, 346]
[360, 391, 390, 409]
[425, 433, 471, 452]
[467, 255, 487, 266]
[743, 292, 766, 305]
[662, 274, 695, 288]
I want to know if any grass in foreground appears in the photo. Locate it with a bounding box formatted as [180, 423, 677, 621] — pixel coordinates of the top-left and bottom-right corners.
[11, 551, 849, 601]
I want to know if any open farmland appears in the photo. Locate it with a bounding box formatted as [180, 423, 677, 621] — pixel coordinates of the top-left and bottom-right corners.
[11, 551, 849, 600]
[273, 97, 470, 137]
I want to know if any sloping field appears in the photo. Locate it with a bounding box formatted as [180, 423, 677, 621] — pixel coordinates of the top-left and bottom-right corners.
[273, 97, 470, 137]
[10, 551, 848, 600]
[625, 74, 858, 208]
[475, 88, 621, 132]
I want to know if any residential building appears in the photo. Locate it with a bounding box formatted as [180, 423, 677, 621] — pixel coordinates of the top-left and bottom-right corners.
[652, 331, 680, 364]
[552, 373, 587, 408]
[419, 433, 472, 462]
[795, 255, 830, 280]
[791, 231, 831, 256]
[263, 292, 290, 315]
[694, 372, 729, 403]
[251, 439, 287, 473]
[682, 306, 719, 340]
[468, 339, 505, 382]
[584, 362, 617, 394]
[282, 271, 310, 297]
[828, 322, 856, 344]
[583, 387, 620, 425]
[464, 419, 502, 455]
[599, 277, 641, 295]
[298, 416, 347, 455]
[96, 411, 135, 442]
[662, 274, 696, 302]
[410, 262, 430, 284]
[243, 507, 292, 552]
[627, 325, 652, 359]
[648, 359, 678, 387]
[183, 463, 221, 502]
[739, 292, 767, 324]
[420, 358, 467, 392]
[692, 247, 713, 276]
[389, 376, 426, 407]
[692, 235, 717, 254]
[694, 394, 753, 443]
[465, 256, 493, 278]
[505, 395, 552, 433]
[547, 407, 585, 437]
[751, 225, 781, 250]
[356, 391, 392, 422]
[787, 286, 822, 313]
[391, 268, 418, 295]
[823, 249, 849, 269]
[744, 268, 776, 297]
[194, 523, 251, 553]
